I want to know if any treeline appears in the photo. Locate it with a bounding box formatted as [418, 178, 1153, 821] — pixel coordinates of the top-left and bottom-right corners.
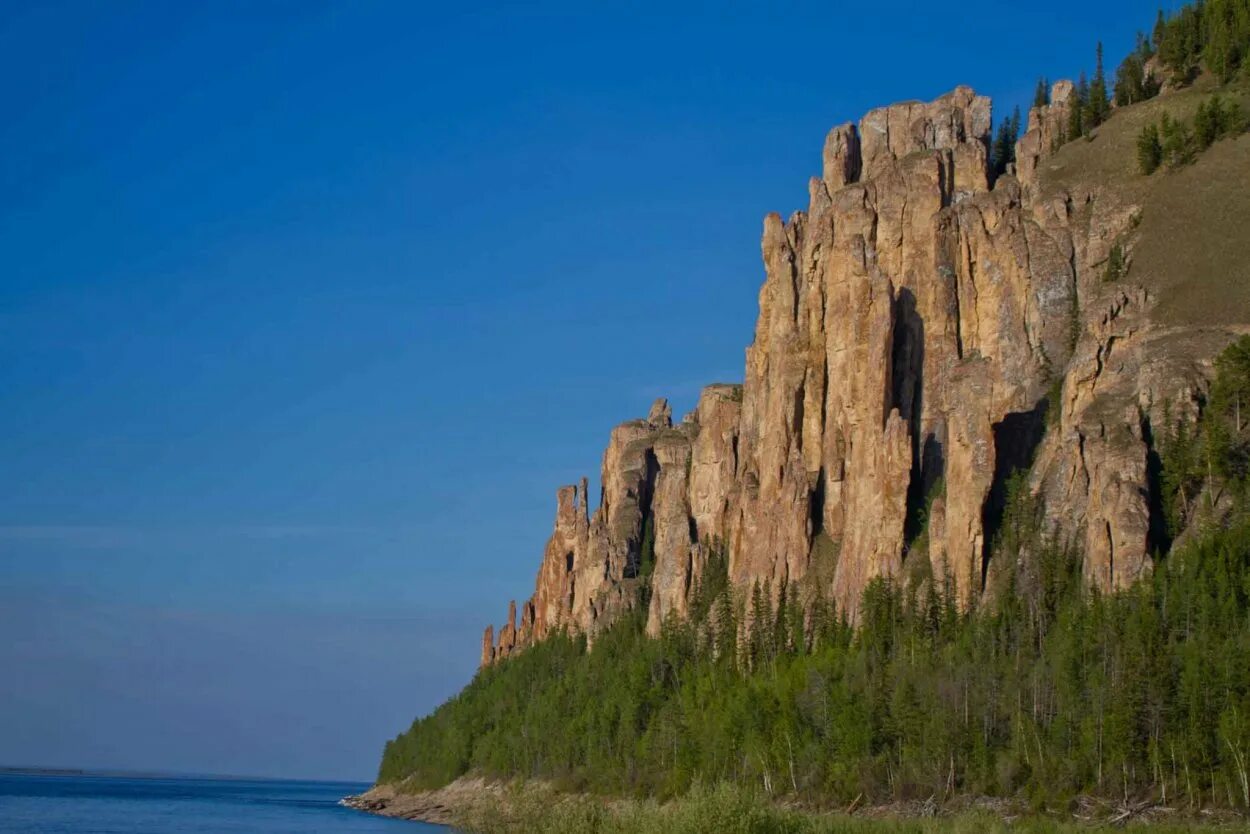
[985, 2, 1248, 184]
[1137, 94, 1246, 173]
[1031, 1, 1249, 151]
[1154, 0, 1250, 84]
[379, 342, 1250, 810]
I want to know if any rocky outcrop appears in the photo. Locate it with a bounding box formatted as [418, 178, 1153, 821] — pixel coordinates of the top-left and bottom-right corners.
[646, 427, 697, 636]
[1016, 80, 1076, 191]
[481, 83, 1218, 665]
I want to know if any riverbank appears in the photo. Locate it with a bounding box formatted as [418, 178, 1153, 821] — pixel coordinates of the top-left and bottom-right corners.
[344, 778, 1248, 832]
[341, 777, 510, 825]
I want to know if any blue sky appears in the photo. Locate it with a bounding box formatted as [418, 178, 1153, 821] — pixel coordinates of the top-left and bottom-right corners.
[1, 1, 1163, 781]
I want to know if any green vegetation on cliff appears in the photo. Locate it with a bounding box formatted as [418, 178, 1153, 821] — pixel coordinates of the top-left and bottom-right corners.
[382, 520, 1250, 809]
[380, 339, 1250, 813]
[455, 783, 1228, 834]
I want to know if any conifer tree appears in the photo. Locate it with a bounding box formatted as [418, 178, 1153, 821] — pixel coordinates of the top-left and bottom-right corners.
[1068, 72, 1088, 139]
[1115, 32, 1162, 106]
[1195, 98, 1220, 148]
[712, 580, 737, 661]
[1033, 76, 1050, 108]
[1158, 2, 1207, 82]
[1202, 0, 1250, 82]
[748, 580, 772, 670]
[1085, 43, 1111, 129]
[1115, 54, 1145, 106]
[1137, 122, 1163, 174]
[990, 105, 1021, 179]
[1160, 112, 1195, 167]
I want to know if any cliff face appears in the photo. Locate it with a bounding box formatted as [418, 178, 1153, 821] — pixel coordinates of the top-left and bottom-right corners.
[482, 83, 1218, 664]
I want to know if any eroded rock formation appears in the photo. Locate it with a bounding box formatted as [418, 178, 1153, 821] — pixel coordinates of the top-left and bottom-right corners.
[481, 83, 1216, 665]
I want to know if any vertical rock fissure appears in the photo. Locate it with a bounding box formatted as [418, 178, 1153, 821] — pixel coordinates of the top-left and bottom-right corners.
[626, 449, 662, 579]
[979, 397, 1049, 588]
[810, 470, 826, 537]
[892, 288, 929, 550]
[1140, 413, 1171, 558]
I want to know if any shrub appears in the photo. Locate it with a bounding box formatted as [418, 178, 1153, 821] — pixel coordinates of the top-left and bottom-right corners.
[1136, 123, 1162, 174]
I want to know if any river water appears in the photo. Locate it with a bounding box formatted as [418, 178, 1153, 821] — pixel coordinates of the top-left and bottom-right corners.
[0, 772, 449, 833]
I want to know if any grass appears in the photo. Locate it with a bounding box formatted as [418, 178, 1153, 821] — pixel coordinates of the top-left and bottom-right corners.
[452, 783, 1241, 834]
[1037, 74, 1250, 329]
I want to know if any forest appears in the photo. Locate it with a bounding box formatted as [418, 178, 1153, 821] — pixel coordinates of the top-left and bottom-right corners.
[379, 336, 1250, 812]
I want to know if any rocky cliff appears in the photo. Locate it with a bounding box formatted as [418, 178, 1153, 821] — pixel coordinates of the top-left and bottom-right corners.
[482, 82, 1226, 665]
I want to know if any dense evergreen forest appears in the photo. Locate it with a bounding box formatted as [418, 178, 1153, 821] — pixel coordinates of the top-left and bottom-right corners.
[379, 1, 1250, 813]
[380, 335, 1250, 811]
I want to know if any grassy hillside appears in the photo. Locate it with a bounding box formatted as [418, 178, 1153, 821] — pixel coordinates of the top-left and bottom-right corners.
[1039, 75, 1250, 327]
[455, 782, 1240, 834]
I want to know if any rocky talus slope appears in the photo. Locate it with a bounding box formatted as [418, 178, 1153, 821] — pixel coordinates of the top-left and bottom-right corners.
[482, 83, 1230, 666]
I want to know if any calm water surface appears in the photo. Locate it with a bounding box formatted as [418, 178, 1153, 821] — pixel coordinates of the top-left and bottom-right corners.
[0, 773, 447, 833]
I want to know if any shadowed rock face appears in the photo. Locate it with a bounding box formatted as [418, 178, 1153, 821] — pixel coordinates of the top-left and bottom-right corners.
[481, 83, 1214, 665]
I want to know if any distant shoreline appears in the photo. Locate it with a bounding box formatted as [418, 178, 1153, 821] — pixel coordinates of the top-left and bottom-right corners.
[1, 767, 369, 785]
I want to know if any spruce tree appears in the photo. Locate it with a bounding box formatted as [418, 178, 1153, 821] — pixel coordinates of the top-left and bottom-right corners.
[1195, 98, 1219, 149]
[1202, 0, 1248, 83]
[1068, 72, 1088, 139]
[1033, 76, 1050, 108]
[1085, 42, 1111, 129]
[991, 118, 1016, 178]
[1137, 122, 1163, 174]
[992, 106, 1021, 178]
[1115, 54, 1141, 106]
[1160, 112, 1195, 167]
[1115, 34, 1160, 107]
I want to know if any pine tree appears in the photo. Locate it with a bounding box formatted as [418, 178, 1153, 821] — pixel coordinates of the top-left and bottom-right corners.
[1137, 122, 1163, 174]
[1115, 53, 1145, 106]
[1115, 31, 1162, 107]
[1160, 112, 1195, 167]
[1033, 76, 1050, 108]
[1230, 101, 1247, 135]
[991, 106, 1021, 179]
[1085, 43, 1111, 129]
[1068, 72, 1088, 139]
[1202, 0, 1249, 83]
[749, 580, 773, 670]
[991, 118, 1015, 178]
[713, 581, 737, 661]
[1195, 98, 1219, 149]
[1158, 2, 1208, 83]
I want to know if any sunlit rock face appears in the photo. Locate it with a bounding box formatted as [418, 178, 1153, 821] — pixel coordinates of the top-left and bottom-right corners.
[482, 83, 1203, 665]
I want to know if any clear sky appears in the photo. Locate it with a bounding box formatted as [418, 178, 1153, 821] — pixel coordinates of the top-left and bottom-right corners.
[1, 1, 1164, 781]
